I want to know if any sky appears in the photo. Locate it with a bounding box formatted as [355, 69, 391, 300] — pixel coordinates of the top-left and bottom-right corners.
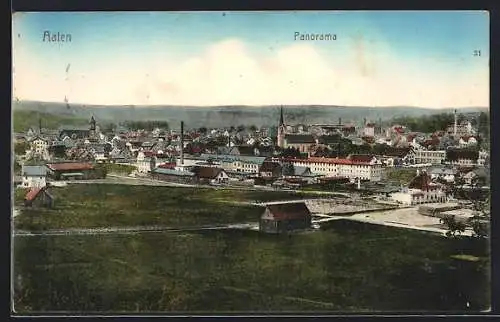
[12, 11, 489, 108]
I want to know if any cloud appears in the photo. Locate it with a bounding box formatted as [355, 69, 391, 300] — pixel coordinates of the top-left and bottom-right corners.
[13, 38, 489, 108]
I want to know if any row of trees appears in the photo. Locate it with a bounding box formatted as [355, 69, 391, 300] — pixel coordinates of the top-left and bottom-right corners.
[120, 121, 169, 131]
[390, 112, 489, 138]
[279, 142, 412, 159]
[441, 176, 490, 239]
[197, 125, 259, 135]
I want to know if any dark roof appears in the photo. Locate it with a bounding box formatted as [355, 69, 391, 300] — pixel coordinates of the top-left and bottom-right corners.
[293, 166, 314, 177]
[446, 149, 479, 161]
[318, 134, 342, 145]
[192, 166, 225, 179]
[265, 202, 311, 220]
[285, 134, 316, 144]
[230, 146, 255, 156]
[259, 161, 281, 173]
[408, 172, 432, 190]
[383, 148, 411, 157]
[348, 154, 374, 163]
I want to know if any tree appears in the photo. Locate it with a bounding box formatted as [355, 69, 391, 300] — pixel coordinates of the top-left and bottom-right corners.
[440, 215, 466, 237]
[468, 217, 489, 239]
[14, 142, 29, 155]
[249, 125, 258, 132]
[282, 163, 294, 176]
[198, 127, 208, 135]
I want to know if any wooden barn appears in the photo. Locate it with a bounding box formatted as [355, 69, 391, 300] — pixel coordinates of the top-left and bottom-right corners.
[24, 187, 54, 208]
[259, 202, 312, 234]
[46, 162, 98, 180]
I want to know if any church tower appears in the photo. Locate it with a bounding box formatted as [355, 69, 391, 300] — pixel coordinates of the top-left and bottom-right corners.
[89, 115, 96, 139]
[277, 106, 286, 148]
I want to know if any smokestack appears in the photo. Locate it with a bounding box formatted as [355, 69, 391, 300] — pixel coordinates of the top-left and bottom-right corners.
[338, 117, 342, 126]
[454, 109, 457, 136]
[39, 116, 42, 135]
[363, 118, 367, 126]
[180, 121, 184, 166]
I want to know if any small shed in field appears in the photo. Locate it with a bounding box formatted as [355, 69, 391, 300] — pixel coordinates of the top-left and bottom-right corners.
[260, 202, 312, 234]
[24, 187, 54, 208]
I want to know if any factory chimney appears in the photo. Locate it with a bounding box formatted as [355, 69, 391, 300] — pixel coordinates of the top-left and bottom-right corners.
[180, 121, 184, 166]
[338, 117, 342, 126]
[363, 118, 367, 126]
[453, 109, 457, 137]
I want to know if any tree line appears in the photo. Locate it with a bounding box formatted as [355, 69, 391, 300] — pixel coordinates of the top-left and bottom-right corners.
[389, 112, 489, 137]
[120, 121, 169, 131]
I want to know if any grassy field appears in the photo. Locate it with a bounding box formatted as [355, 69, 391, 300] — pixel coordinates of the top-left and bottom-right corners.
[13, 184, 325, 231]
[103, 164, 136, 175]
[384, 167, 418, 185]
[12, 220, 490, 313]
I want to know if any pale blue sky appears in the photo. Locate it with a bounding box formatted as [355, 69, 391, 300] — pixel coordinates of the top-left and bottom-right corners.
[12, 11, 489, 107]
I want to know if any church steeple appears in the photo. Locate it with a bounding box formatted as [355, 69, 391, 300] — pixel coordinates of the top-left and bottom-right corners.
[277, 106, 286, 148]
[279, 106, 284, 127]
[90, 115, 96, 131]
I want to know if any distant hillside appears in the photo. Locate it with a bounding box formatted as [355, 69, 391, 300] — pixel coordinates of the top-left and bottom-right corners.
[13, 100, 488, 131]
[13, 110, 88, 133]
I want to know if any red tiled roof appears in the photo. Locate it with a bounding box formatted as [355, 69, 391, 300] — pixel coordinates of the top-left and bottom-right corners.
[25, 187, 42, 201]
[158, 163, 176, 169]
[47, 163, 94, 171]
[407, 134, 416, 141]
[266, 203, 311, 221]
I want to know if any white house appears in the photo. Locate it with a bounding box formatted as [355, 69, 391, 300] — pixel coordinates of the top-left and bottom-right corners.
[29, 136, 50, 160]
[428, 167, 457, 183]
[389, 171, 447, 205]
[477, 150, 489, 166]
[136, 151, 155, 174]
[459, 136, 478, 148]
[20, 165, 47, 188]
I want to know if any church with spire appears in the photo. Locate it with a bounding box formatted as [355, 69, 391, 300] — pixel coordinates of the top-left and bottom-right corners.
[88, 115, 98, 142]
[277, 106, 286, 148]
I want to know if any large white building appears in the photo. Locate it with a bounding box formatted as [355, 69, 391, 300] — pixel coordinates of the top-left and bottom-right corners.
[200, 154, 266, 174]
[19, 165, 47, 188]
[412, 150, 446, 165]
[280, 155, 383, 181]
[176, 154, 266, 175]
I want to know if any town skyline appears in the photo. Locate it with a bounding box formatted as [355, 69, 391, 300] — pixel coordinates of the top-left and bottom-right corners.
[13, 11, 489, 108]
